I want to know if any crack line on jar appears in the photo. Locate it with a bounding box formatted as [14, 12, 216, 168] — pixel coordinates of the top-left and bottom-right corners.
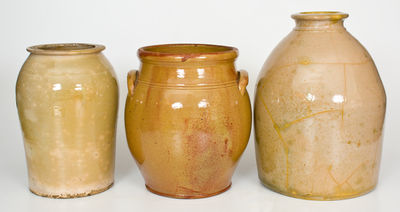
[269, 60, 369, 73]
[282, 109, 342, 129]
[260, 97, 290, 190]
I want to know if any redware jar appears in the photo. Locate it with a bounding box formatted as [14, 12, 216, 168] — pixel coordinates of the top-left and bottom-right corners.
[125, 44, 251, 198]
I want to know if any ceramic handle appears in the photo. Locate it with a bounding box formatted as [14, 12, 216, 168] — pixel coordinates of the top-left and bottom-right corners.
[237, 70, 248, 96]
[127, 70, 139, 96]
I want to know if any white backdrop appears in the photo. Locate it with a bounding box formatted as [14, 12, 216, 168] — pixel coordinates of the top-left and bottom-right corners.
[1, 0, 399, 211]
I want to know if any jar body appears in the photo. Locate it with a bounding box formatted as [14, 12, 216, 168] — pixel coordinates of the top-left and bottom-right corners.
[125, 53, 251, 198]
[254, 15, 386, 200]
[16, 51, 118, 198]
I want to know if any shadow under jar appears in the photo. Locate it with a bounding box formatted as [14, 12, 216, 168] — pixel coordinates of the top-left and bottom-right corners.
[125, 44, 252, 199]
[16, 43, 119, 198]
[254, 12, 386, 200]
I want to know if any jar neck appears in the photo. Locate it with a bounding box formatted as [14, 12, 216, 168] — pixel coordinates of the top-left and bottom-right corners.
[138, 61, 238, 86]
[137, 44, 239, 86]
[294, 19, 346, 31]
[291, 11, 348, 31]
[27, 43, 105, 55]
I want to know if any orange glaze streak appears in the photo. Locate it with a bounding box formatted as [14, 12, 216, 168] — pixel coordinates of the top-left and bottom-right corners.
[261, 97, 290, 189]
[339, 163, 364, 187]
[269, 60, 369, 74]
[327, 163, 364, 195]
[282, 109, 342, 129]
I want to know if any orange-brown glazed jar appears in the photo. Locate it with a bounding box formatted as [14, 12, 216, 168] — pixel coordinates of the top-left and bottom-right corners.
[125, 44, 251, 198]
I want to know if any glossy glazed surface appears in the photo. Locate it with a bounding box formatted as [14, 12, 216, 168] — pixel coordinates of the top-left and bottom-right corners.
[125, 44, 251, 198]
[16, 44, 119, 198]
[254, 12, 386, 200]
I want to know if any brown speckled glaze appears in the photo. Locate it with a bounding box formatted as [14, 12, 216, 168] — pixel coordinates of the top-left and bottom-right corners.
[125, 44, 251, 199]
[16, 43, 118, 198]
[254, 12, 386, 200]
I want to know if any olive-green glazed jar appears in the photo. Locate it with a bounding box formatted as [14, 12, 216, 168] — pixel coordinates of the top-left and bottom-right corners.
[16, 43, 119, 198]
[254, 12, 386, 200]
[125, 44, 252, 199]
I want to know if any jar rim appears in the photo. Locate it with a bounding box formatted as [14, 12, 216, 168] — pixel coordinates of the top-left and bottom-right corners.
[27, 43, 105, 55]
[138, 44, 238, 63]
[291, 11, 349, 21]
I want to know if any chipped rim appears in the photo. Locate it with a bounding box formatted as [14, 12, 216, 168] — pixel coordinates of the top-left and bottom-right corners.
[291, 11, 349, 21]
[27, 43, 105, 55]
[138, 43, 238, 63]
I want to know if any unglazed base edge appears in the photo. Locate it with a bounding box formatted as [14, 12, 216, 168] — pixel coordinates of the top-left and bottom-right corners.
[29, 182, 114, 199]
[259, 179, 376, 201]
[145, 183, 232, 199]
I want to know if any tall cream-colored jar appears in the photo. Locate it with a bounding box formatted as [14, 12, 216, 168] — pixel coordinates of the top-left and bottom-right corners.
[16, 43, 119, 198]
[254, 12, 386, 200]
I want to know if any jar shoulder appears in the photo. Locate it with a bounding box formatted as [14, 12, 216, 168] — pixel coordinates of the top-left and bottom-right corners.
[256, 29, 385, 106]
[18, 53, 116, 78]
[257, 29, 378, 81]
[16, 54, 118, 101]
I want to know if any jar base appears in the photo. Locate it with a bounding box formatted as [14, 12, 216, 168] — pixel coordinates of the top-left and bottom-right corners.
[259, 179, 376, 200]
[145, 183, 231, 199]
[29, 182, 114, 199]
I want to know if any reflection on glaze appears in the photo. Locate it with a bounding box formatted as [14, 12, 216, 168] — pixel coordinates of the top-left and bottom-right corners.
[197, 68, 205, 79]
[52, 83, 62, 91]
[172, 102, 183, 109]
[332, 94, 344, 103]
[74, 83, 82, 91]
[177, 69, 185, 78]
[306, 93, 315, 102]
[198, 99, 209, 108]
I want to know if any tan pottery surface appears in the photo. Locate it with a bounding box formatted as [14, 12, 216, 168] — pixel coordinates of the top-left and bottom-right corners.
[254, 12, 386, 200]
[16, 43, 119, 198]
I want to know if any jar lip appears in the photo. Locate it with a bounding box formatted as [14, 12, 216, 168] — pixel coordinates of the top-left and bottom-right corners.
[291, 11, 349, 21]
[27, 43, 105, 55]
[138, 43, 238, 62]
